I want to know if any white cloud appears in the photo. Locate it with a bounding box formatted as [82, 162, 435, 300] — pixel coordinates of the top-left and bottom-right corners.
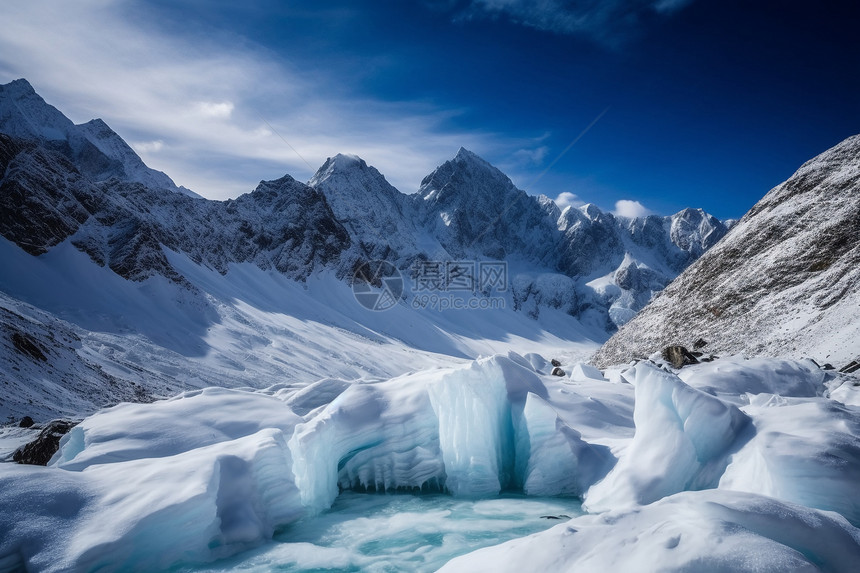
[512, 145, 549, 165]
[0, 0, 542, 199]
[612, 199, 655, 218]
[196, 101, 234, 119]
[132, 140, 164, 153]
[554, 191, 585, 211]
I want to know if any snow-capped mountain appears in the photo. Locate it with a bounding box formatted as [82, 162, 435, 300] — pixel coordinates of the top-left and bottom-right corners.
[309, 144, 729, 329]
[0, 78, 727, 420]
[0, 79, 197, 196]
[415, 147, 561, 265]
[308, 153, 429, 265]
[593, 133, 860, 367]
[0, 132, 351, 281]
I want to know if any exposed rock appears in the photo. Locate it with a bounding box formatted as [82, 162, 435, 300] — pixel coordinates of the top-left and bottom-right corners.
[550, 358, 562, 367]
[18, 416, 34, 428]
[551, 367, 566, 377]
[592, 134, 860, 368]
[539, 514, 571, 520]
[11, 331, 47, 362]
[693, 338, 708, 350]
[840, 360, 860, 374]
[661, 345, 700, 369]
[13, 419, 77, 465]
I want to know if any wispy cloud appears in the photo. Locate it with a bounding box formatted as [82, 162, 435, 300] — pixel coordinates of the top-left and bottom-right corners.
[613, 199, 655, 218]
[448, 0, 695, 44]
[196, 101, 235, 120]
[132, 140, 164, 154]
[0, 0, 545, 199]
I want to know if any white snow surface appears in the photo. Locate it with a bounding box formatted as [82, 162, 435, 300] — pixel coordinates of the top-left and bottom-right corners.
[2, 354, 859, 572]
[439, 489, 860, 573]
[0, 235, 599, 422]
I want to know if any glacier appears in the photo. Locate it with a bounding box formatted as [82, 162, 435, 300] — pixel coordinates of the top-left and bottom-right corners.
[2, 353, 859, 572]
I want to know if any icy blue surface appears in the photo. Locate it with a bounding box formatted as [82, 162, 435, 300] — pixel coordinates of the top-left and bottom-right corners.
[181, 492, 584, 572]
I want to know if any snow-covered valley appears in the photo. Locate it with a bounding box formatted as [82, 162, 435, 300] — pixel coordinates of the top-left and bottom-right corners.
[1, 78, 860, 573]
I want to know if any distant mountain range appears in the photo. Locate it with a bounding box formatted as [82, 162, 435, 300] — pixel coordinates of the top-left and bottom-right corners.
[0, 78, 727, 330]
[0, 78, 732, 420]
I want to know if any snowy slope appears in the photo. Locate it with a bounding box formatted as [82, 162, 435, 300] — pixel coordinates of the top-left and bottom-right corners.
[593, 134, 860, 367]
[0, 234, 603, 422]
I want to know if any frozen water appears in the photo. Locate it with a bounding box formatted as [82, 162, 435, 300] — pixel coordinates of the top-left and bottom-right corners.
[2, 354, 859, 572]
[719, 396, 860, 525]
[180, 492, 583, 573]
[585, 362, 750, 511]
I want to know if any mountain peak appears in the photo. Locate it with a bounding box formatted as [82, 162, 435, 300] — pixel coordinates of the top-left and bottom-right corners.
[81, 117, 109, 128]
[452, 146, 492, 168]
[330, 152, 365, 168]
[0, 79, 192, 195]
[4, 78, 37, 96]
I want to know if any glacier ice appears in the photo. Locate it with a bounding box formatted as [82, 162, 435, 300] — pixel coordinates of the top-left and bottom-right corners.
[1, 354, 859, 571]
[584, 362, 750, 511]
[719, 396, 860, 525]
[0, 429, 301, 572]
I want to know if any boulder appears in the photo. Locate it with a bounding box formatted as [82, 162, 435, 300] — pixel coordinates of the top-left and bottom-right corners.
[551, 367, 566, 377]
[661, 346, 700, 369]
[18, 416, 34, 428]
[13, 420, 77, 465]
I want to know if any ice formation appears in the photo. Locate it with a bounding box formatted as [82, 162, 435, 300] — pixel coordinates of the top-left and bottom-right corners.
[1, 354, 859, 572]
[584, 362, 750, 511]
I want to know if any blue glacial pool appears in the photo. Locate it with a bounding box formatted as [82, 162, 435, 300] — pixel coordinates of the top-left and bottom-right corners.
[184, 492, 584, 572]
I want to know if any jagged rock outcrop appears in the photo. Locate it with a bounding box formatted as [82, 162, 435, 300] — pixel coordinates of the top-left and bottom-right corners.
[12, 420, 77, 465]
[0, 130, 352, 283]
[593, 134, 860, 367]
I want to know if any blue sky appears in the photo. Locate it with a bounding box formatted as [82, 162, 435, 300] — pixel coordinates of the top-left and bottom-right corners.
[2, 1, 859, 219]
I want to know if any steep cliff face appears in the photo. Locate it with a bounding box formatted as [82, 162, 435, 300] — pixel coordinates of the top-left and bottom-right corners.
[592, 134, 860, 367]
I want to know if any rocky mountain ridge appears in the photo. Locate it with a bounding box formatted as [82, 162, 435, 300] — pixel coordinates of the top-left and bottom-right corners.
[592, 134, 860, 367]
[0, 78, 728, 331]
[0, 79, 196, 197]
